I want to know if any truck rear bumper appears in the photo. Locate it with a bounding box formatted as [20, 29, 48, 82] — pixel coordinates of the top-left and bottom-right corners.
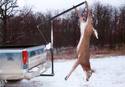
[0, 73, 24, 80]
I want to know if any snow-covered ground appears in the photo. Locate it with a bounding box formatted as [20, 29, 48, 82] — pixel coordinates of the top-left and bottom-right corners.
[6, 56, 125, 87]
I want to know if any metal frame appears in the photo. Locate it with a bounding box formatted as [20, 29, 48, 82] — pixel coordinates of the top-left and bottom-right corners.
[40, 1, 86, 76]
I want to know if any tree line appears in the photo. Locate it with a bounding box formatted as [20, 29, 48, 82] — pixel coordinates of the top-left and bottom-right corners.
[0, 0, 125, 49]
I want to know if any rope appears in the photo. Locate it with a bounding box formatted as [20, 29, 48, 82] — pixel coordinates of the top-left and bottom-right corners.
[36, 25, 48, 44]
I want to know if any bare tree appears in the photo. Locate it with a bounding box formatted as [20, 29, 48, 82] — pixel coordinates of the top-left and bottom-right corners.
[0, 0, 18, 45]
[119, 6, 125, 44]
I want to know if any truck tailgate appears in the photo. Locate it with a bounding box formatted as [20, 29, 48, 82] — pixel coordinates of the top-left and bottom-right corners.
[0, 50, 23, 79]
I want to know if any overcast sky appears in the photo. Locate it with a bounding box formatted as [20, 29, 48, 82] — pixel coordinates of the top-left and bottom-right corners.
[17, 0, 125, 13]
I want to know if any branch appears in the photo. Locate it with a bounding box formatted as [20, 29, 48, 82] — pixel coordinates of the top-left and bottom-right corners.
[7, 5, 18, 11]
[0, 1, 6, 8]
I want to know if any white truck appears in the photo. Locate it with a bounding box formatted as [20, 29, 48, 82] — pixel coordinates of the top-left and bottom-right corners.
[0, 44, 53, 83]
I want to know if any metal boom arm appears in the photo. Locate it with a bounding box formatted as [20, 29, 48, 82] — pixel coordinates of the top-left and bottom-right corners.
[37, 1, 86, 27]
[50, 1, 86, 20]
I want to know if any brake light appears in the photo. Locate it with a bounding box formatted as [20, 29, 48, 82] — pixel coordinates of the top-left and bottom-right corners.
[22, 50, 28, 64]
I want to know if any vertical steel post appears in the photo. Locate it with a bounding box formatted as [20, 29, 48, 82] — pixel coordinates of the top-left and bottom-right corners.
[51, 21, 54, 49]
[40, 21, 54, 76]
[50, 20, 54, 75]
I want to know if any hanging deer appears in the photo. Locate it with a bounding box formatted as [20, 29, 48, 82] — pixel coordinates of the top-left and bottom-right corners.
[65, 1, 98, 81]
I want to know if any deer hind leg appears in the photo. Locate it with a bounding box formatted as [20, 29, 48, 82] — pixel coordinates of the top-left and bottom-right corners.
[65, 59, 79, 80]
[80, 63, 93, 81]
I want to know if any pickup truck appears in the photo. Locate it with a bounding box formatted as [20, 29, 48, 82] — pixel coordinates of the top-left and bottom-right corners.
[0, 44, 52, 81]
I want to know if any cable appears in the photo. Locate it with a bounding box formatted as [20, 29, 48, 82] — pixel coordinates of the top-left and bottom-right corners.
[36, 25, 48, 44]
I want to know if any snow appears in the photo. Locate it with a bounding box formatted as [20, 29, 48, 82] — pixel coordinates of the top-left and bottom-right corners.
[6, 56, 125, 87]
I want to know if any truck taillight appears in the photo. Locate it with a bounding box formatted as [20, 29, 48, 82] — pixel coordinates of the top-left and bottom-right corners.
[22, 50, 28, 64]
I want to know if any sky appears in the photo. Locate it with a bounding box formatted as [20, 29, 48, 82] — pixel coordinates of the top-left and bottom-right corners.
[17, 0, 125, 13]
